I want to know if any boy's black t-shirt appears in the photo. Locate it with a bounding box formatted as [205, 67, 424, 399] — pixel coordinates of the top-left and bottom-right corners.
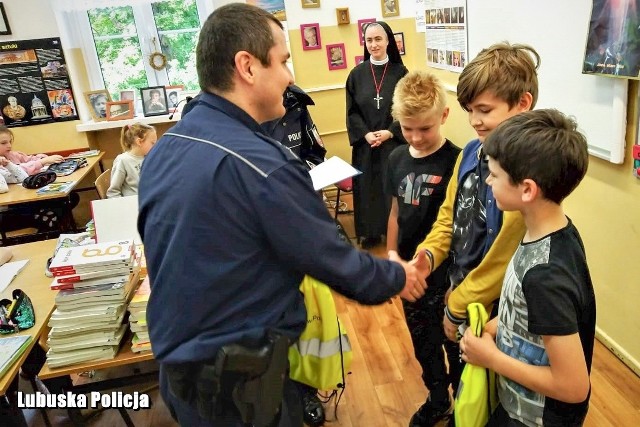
[384, 140, 460, 263]
[496, 220, 596, 426]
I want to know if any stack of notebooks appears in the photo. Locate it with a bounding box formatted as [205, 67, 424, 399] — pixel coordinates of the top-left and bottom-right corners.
[45, 239, 140, 368]
[128, 276, 151, 353]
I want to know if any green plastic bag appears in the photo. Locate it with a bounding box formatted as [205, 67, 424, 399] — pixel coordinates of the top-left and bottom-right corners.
[455, 303, 498, 427]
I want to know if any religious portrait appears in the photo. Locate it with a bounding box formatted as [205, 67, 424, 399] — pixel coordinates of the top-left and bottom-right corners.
[301, 23, 321, 50]
[326, 43, 347, 70]
[358, 18, 376, 46]
[381, 0, 399, 18]
[394, 32, 405, 55]
[301, 0, 320, 8]
[337, 8, 350, 25]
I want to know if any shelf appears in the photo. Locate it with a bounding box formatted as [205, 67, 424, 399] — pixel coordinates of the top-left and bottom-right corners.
[76, 113, 181, 132]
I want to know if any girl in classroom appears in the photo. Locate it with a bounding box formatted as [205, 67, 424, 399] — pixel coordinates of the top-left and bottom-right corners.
[107, 123, 157, 198]
[0, 125, 73, 231]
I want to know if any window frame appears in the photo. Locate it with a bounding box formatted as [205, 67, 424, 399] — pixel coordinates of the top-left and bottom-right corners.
[70, 0, 211, 93]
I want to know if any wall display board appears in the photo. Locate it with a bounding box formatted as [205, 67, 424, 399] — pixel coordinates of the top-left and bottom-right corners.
[0, 37, 78, 127]
[425, 0, 467, 72]
[467, 1, 627, 164]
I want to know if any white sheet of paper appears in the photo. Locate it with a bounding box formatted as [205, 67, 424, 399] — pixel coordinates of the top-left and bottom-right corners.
[91, 195, 141, 244]
[308, 156, 361, 191]
[0, 260, 29, 293]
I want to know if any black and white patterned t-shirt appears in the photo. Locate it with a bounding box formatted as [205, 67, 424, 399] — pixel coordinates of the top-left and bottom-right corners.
[496, 220, 596, 426]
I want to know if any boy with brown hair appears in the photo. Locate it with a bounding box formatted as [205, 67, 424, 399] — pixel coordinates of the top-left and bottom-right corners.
[384, 71, 461, 425]
[460, 109, 595, 426]
[413, 43, 540, 423]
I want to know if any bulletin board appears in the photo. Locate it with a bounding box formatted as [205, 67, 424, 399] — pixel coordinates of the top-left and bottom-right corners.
[467, 0, 628, 164]
[0, 37, 78, 127]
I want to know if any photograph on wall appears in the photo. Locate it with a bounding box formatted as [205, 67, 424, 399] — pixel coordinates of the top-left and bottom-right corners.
[358, 18, 376, 46]
[247, 0, 286, 21]
[327, 43, 347, 70]
[394, 32, 405, 55]
[424, 0, 467, 73]
[381, 0, 399, 18]
[0, 37, 78, 126]
[583, 0, 640, 78]
[301, 23, 321, 50]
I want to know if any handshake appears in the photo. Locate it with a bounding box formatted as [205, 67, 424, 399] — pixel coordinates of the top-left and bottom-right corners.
[389, 250, 430, 302]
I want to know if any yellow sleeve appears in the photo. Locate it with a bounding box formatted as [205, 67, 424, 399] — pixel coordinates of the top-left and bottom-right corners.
[447, 210, 526, 319]
[414, 151, 461, 268]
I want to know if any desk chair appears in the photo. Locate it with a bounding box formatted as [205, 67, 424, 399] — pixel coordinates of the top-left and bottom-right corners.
[94, 168, 111, 199]
[332, 177, 353, 220]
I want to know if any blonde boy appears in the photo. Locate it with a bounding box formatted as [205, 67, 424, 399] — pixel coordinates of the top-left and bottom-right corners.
[461, 109, 594, 426]
[384, 71, 461, 426]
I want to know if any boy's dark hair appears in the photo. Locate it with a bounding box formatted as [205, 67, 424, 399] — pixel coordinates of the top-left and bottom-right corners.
[457, 42, 540, 111]
[483, 109, 588, 204]
[197, 3, 282, 93]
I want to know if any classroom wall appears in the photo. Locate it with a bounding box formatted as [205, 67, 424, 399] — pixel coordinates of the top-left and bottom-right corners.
[0, 1, 89, 153]
[6, 1, 639, 372]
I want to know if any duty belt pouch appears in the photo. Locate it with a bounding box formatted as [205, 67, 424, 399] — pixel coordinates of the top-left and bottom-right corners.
[220, 333, 290, 427]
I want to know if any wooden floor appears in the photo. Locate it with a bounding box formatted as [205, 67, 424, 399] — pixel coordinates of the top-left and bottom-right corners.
[18, 199, 640, 426]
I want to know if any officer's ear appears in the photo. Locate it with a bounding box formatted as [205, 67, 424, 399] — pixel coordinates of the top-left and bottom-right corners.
[235, 51, 255, 83]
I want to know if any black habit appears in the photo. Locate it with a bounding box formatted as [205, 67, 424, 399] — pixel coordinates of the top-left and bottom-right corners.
[346, 60, 408, 239]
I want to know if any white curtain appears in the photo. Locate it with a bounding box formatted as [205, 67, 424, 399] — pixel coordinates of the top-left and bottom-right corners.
[51, 0, 162, 12]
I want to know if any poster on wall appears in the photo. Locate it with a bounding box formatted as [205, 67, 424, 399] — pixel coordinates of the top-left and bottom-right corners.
[424, 0, 467, 73]
[582, 0, 640, 79]
[0, 37, 78, 127]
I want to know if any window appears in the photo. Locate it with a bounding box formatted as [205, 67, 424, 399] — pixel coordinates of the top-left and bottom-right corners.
[82, 0, 205, 100]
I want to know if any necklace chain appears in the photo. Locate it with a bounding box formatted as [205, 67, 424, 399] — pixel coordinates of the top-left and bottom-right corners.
[371, 62, 389, 109]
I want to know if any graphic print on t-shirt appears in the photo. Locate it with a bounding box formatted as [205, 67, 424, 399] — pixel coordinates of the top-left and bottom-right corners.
[397, 172, 442, 205]
[497, 238, 551, 427]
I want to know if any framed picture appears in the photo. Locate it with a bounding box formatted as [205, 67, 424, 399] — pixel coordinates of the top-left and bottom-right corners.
[355, 55, 365, 66]
[165, 84, 184, 112]
[336, 8, 350, 25]
[326, 43, 347, 70]
[0, 3, 11, 36]
[84, 89, 111, 122]
[358, 18, 376, 46]
[106, 100, 134, 121]
[381, 0, 400, 18]
[301, 0, 320, 9]
[394, 32, 405, 55]
[300, 23, 321, 51]
[140, 86, 168, 117]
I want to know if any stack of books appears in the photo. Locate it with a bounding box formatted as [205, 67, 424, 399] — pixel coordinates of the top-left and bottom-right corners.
[128, 276, 151, 353]
[45, 239, 139, 368]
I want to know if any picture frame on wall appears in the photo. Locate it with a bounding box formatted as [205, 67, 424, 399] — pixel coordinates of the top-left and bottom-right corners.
[84, 89, 111, 122]
[355, 55, 365, 65]
[358, 18, 376, 46]
[381, 0, 400, 18]
[326, 43, 347, 70]
[301, 0, 320, 9]
[140, 86, 168, 117]
[106, 100, 134, 121]
[0, 3, 11, 36]
[300, 23, 321, 51]
[336, 8, 350, 25]
[394, 32, 405, 55]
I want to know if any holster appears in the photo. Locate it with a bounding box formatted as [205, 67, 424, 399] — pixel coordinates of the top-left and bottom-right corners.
[165, 332, 290, 427]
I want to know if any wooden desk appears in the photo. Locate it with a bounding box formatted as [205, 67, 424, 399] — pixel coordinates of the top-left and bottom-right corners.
[0, 239, 57, 395]
[0, 152, 104, 207]
[39, 339, 154, 380]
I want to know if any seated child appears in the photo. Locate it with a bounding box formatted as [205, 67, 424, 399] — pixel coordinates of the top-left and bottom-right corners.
[460, 109, 594, 426]
[0, 126, 64, 174]
[107, 123, 157, 198]
[0, 156, 28, 194]
[0, 126, 70, 231]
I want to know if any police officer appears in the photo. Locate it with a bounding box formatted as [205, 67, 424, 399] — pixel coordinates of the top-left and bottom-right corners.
[138, 4, 428, 426]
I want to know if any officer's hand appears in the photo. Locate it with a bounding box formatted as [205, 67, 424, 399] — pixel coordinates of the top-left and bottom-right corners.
[389, 250, 427, 302]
